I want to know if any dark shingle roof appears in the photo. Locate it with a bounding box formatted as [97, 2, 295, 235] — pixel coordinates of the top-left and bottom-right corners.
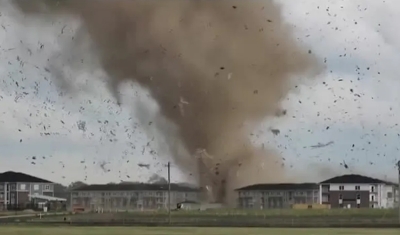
[0, 171, 52, 183]
[235, 183, 319, 191]
[73, 183, 200, 192]
[320, 174, 395, 185]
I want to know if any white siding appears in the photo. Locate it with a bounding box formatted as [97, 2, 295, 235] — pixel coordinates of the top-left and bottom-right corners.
[329, 184, 371, 191]
[325, 183, 397, 209]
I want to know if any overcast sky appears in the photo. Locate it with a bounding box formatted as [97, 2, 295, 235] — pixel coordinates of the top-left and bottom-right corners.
[0, 0, 399, 186]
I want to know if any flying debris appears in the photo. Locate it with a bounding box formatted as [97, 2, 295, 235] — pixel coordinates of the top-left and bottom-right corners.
[340, 160, 349, 169]
[270, 128, 280, 136]
[77, 120, 87, 132]
[310, 141, 334, 149]
[138, 163, 150, 169]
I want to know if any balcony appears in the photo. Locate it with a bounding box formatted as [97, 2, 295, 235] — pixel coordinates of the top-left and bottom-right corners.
[321, 188, 329, 193]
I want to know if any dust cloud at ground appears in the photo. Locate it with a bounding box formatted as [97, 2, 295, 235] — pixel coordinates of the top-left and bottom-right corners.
[12, 0, 322, 204]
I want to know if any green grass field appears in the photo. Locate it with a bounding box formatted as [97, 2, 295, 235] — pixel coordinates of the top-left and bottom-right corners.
[1, 227, 399, 235]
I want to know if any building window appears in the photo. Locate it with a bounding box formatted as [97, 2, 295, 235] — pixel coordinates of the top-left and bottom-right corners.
[355, 186, 360, 190]
[0, 193, 3, 199]
[339, 194, 343, 199]
[10, 184, 16, 191]
[370, 186, 375, 192]
[339, 185, 344, 190]
[357, 204, 360, 208]
[33, 184, 39, 191]
[0, 184, 3, 190]
[356, 194, 360, 200]
[371, 195, 375, 202]
[44, 185, 51, 191]
[20, 184, 26, 190]
[387, 192, 393, 198]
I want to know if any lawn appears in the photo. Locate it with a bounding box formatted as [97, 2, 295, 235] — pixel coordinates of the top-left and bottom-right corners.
[1, 227, 399, 235]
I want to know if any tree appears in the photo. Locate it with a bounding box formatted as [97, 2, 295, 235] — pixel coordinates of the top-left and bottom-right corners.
[67, 181, 87, 190]
[147, 174, 168, 184]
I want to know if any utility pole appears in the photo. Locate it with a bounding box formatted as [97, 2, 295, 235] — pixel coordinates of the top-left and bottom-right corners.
[167, 162, 171, 225]
[397, 160, 400, 225]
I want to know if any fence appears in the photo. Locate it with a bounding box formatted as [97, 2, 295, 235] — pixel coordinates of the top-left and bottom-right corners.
[2, 203, 67, 212]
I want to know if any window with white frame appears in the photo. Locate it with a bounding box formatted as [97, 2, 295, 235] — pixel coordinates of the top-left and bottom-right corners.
[44, 185, 51, 191]
[355, 185, 360, 190]
[20, 184, 26, 190]
[339, 185, 344, 190]
[33, 184, 39, 191]
[370, 186, 375, 192]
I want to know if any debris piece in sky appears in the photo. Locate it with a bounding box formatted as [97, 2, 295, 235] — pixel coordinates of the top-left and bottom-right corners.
[310, 141, 334, 149]
[340, 160, 349, 169]
[270, 128, 280, 136]
[77, 120, 86, 132]
[138, 163, 150, 169]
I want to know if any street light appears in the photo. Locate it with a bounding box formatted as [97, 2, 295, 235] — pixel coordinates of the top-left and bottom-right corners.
[167, 162, 171, 225]
[162, 162, 171, 225]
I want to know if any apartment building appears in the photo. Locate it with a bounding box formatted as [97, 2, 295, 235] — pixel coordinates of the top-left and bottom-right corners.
[236, 183, 320, 209]
[71, 183, 200, 211]
[0, 171, 59, 210]
[320, 174, 398, 209]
